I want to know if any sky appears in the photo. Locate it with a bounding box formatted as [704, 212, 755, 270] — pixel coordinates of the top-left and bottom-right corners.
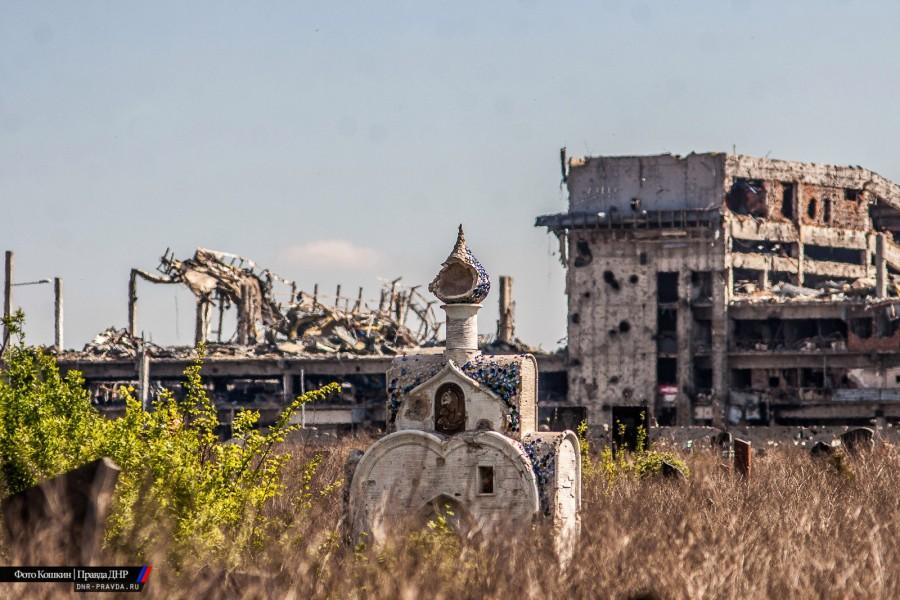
[3, 0, 900, 350]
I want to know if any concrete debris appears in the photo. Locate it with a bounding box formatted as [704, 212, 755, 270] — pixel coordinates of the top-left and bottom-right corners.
[74, 303, 438, 359]
[75, 247, 444, 360]
[82, 327, 164, 359]
[735, 277, 897, 304]
[481, 336, 540, 355]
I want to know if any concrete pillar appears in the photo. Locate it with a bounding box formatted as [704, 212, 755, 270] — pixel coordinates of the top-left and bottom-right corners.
[127, 270, 138, 337]
[3, 250, 12, 347]
[757, 268, 769, 291]
[796, 184, 805, 286]
[282, 371, 294, 403]
[676, 269, 693, 425]
[863, 232, 873, 279]
[137, 349, 151, 410]
[237, 283, 250, 345]
[300, 368, 306, 427]
[194, 297, 210, 346]
[54, 277, 63, 352]
[497, 275, 515, 344]
[733, 438, 751, 479]
[216, 296, 225, 343]
[875, 233, 887, 298]
[711, 268, 729, 428]
[724, 267, 734, 302]
[443, 303, 480, 365]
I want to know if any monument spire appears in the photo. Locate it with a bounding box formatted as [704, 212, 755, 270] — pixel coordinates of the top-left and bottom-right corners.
[428, 225, 491, 363]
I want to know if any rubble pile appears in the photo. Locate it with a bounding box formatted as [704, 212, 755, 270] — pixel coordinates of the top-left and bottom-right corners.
[70, 247, 443, 360]
[480, 335, 539, 355]
[275, 299, 435, 355]
[733, 276, 900, 304]
[81, 327, 165, 359]
[157, 248, 283, 340]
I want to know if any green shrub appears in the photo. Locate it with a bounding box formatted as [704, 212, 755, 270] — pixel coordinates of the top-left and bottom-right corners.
[576, 420, 596, 481]
[0, 311, 105, 495]
[589, 415, 690, 483]
[0, 311, 339, 567]
[632, 448, 689, 479]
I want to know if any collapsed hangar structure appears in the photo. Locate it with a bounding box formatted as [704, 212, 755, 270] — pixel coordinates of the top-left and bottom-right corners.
[537, 151, 900, 434]
[55, 247, 568, 434]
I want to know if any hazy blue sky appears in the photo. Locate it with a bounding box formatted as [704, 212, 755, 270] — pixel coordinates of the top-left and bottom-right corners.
[3, 1, 900, 349]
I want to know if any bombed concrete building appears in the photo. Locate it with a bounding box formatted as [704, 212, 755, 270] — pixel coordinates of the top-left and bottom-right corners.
[537, 152, 900, 436]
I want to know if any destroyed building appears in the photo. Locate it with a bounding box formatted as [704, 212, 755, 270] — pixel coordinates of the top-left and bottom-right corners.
[537, 152, 900, 436]
[58, 247, 566, 433]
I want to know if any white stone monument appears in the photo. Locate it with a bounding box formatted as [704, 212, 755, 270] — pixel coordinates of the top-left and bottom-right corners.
[346, 226, 581, 555]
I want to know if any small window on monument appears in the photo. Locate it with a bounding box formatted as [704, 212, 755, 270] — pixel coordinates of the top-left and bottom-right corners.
[478, 466, 494, 494]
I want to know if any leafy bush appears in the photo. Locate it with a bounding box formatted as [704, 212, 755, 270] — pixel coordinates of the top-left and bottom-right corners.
[576, 420, 596, 481]
[0, 311, 339, 567]
[588, 416, 690, 482]
[0, 311, 104, 495]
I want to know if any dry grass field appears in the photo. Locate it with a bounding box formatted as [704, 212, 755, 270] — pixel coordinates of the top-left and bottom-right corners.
[124, 435, 899, 600]
[1, 429, 896, 599]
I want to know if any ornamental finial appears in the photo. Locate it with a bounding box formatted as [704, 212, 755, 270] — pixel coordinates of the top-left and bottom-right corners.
[428, 225, 490, 304]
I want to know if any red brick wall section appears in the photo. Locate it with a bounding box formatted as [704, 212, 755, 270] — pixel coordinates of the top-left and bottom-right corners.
[800, 184, 869, 230]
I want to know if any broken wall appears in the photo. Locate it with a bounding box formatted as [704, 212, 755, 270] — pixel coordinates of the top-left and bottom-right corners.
[566, 153, 726, 214]
[799, 184, 869, 230]
[566, 228, 726, 428]
[725, 154, 900, 211]
[846, 306, 900, 351]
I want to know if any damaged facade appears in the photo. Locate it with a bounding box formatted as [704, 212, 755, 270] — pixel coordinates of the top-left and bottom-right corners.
[537, 152, 900, 433]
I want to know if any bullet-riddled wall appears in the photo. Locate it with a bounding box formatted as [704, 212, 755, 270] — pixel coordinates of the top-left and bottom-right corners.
[567, 153, 726, 214]
[563, 153, 730, 430]
[566, 228, 727, 427]
[541, 151, 900, 430]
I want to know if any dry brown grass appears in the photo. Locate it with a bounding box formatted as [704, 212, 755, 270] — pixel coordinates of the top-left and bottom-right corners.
[9, 436, 900, 599]
[153, 437, 900, 599]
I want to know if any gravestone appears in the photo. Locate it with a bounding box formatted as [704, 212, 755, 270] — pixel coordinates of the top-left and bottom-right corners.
[733, 438, 751, 479]
[841, 427, 875, 455]
[660, 461, 686, 480]
[712, 431, 733, 451]
[810, 441, 835, 458]
[2, 457, 120, 564]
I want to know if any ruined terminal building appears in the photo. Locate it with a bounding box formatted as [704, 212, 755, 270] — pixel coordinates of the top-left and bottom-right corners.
[537, 152, 900, 436]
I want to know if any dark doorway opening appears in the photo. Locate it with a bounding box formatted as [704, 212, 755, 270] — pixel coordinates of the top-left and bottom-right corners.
[781, 183, 795, 219]
[657, 272, 679, 304]
[657, 357, 677, 385]
[539, 405, 586, 431]
[611, 406, 649, 453]
[726, 179, 767, 217]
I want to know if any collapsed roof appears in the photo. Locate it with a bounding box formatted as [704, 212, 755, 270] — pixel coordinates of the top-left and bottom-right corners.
[71, 248, 444, 359]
